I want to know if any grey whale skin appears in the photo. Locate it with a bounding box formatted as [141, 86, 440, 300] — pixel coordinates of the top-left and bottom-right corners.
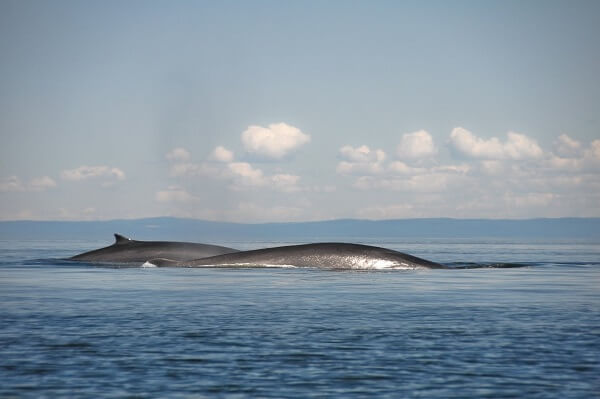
[149, 242, 446, 270]
[69, 234, 239, 263]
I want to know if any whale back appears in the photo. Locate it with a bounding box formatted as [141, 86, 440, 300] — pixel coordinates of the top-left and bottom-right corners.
[69, 234, 239, 263]
[151, 242, 445, 270]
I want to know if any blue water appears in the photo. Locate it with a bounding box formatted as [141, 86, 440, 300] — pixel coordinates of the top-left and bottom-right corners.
[1, 238, 599, 398]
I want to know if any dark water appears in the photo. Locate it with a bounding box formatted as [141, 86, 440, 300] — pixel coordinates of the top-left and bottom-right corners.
[1, 238, 599, 398]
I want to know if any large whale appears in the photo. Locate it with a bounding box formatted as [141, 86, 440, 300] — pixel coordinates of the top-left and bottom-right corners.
[69, 234, 238, 264]
[148, 242, 446, 270]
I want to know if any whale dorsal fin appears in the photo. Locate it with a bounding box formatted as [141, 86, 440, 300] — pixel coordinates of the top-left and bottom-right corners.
[114, 233, 133, 245]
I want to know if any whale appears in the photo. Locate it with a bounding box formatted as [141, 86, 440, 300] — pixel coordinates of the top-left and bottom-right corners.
[69, 234, 239, 264]
[147, 242, 446, 270]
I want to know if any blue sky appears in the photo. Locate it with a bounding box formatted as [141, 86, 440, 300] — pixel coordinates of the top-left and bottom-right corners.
[1, 0, 599, 221]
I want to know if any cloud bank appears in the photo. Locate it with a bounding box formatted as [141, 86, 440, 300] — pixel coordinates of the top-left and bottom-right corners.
[156, 125, 600, 220]
[6, 122, 598, 221]
[335, 129, 600, 218]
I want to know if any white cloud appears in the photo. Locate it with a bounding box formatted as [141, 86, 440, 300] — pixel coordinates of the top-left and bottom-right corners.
[449, 127, 543, 160]
[271, 174, 301, 193]
[165, 147, 191, 162]
[479, 160, 506, 175]
[543, 138, 600, 173]
[154, 128, 600, 219]
[167, 161, 224, 179]
[1, 175, 57, 192]
[553, 134, 582, 158]
[397, 130, 437, 159]
[339, 145, 385, 163]
[503, 192, 556, 208]
[336, 137, 471, 195]
[337, 136, 469, 192]
[242, 122, 310, 159]
[449, 127, 504, 159]
[162, 127, 306, 193]
[388, 161, 425, 175]
[155, 186, 194, 203]
[336, 161, 385, 175]
[387, 162, 468, 176]
[337, 145, 386, 175]
[225, 162, 302, 192]
[227, 162, 266, 187]
[164, 148, 210, 177]
[432, 164, 471, 174]
[164, 150, 304, 193]
[353, 173, 463, 193]
[0, 176, 24, 192]
[83, 207, 96, 215]
[587, 140, 600, 162]
[61, 166, 126, 181]
[335, 130, 600, 217]
[30, 176, 57, 191]
[503, 132, 544, 159]
[169, 162, 197, 177]
[545, 155, 583, 172]
[210, 146, 234, 162]
[310, 185, 337, 193]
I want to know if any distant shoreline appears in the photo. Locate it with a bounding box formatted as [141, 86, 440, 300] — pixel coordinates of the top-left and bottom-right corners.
[1, 217, 599, 240]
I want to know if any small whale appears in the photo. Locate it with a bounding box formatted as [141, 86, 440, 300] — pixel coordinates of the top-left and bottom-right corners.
[69, 234, 238, 264]
[148, 242, 446, 270]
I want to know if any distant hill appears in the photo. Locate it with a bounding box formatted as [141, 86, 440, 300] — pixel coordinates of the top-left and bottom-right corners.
[0, 217, 599, 241]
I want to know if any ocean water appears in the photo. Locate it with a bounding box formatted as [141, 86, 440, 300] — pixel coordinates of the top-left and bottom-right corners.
[1, 238, 599, 398]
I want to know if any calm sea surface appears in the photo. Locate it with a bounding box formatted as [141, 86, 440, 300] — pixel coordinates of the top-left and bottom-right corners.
[1, 238, 599, 398]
